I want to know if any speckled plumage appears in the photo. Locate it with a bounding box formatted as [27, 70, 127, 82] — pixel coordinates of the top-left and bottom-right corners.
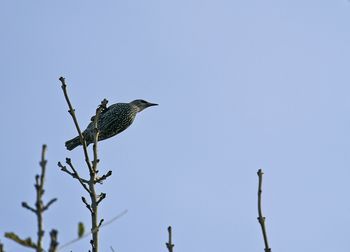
[65, 99, 158, 150]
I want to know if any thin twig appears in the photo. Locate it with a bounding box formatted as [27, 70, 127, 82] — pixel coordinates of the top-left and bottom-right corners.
[82, 197, 93, 213]
[59, 77, 110, 252]
[257, 169, 272, 252]
[92, 99, 108, 173]
[166, 226, 174, 252]
[97, 193, 106, 205]
[65, 158, 89, 184]
[5, 145, 58, 252]
[4, 233, 37, 249]
[95, 170, 113, 184]
[48, 230, 58, 252]
[22, 202, 36, 213]
[88, 99, 107, 252]
[61, 159, 90, 193]
[98, 219, 104, 229]
[57, 161, 89, 187]
[58, 77, 93, 175]
[35, 145, 48, 251]
[43, 198, 58, 212]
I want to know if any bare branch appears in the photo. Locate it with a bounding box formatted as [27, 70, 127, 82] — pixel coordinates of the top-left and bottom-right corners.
[59, 78, 112, 252]
[95, 170, 112, 184]
[6, 145, 57, 251]
[82, 197, 93, 213]
[22, 202, 36, 214]
[65, 158, 89, 183]
[39, 145, 47, 191]
[88, 98, 108, 252]
[59, 76, 93, 175]
[48, 230, 59, 252]
[57, 161, 91, 196]
[97, 193, 106, 205]
[257, 169, 272, 252]
[92, 98, 108, 173]
[166, 226, 174, 252]
[43, 198, 58, 212]
[34, 144, 50, 251]
[57, 161, 73, 175]
[4, 233, 37, 249]
[66, 159, 91, 193]
[98, 219, 104, 228]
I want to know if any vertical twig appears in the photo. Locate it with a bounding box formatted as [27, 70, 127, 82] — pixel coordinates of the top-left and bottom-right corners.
[257, 169, 272, 252]
[35, 144, 47, 251]
[88, 101, 106, 252]
[59, 77, 93, 175]
[59, 77, 108, 252]
[48, 230, 58, 252]
[166, 226, 174, 252]
[5, 145, 58, 251]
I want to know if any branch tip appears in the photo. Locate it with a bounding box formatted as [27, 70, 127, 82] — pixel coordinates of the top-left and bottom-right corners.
[166, 226, 174, 252]
[257, 169, 271, 252]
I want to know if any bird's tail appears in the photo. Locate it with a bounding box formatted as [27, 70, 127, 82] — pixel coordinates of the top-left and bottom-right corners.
[65, 136, 81, 151]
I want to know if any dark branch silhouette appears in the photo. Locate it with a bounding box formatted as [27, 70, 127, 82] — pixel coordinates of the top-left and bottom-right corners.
[166, 226, 174, 252]
[5, 145, 58, 252]
[257, 169, 272, 252]
[58, 77, 109, 252]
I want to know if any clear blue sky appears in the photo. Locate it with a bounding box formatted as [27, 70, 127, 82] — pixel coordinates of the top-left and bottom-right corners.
[1, 0, 350, 251]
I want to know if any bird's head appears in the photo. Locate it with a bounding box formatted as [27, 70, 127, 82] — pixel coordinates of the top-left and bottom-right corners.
[130, 99, 158, 112]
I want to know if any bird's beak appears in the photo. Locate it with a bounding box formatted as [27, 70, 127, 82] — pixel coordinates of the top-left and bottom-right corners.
[147, 102, 158, 107]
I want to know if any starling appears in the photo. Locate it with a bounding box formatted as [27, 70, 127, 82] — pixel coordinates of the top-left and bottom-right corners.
[65, 99, 158, 150]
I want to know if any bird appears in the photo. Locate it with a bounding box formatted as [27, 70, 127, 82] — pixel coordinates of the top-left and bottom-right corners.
[65, 99, 158, 150]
